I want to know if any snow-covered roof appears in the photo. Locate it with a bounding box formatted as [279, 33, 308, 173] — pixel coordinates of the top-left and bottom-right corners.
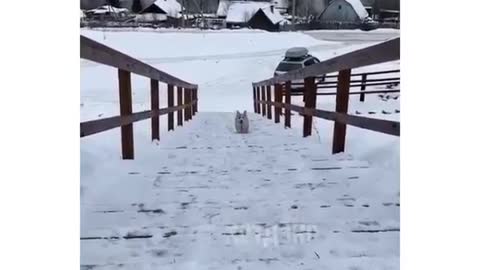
[80, 10, 85, 18]
[217, 0, 230, 17]
[87, 5, 129, 15]
[152, 0, 182, 18]
[226, 1, 271, 23]
[345, 0, 369, 19]
[256, 6, 286, 25]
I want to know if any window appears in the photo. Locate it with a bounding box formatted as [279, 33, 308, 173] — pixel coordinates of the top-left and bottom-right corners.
[276, 62, 303, 72]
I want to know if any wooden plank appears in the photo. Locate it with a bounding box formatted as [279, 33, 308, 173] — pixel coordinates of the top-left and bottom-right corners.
[332, 69, 352, 154]
[253, 86, 257, 113]
[150, 79, 160, 141]
[284, 81, 291, 128]
[81, 35, 197, 89]
[81, 104, 192, 137]
[316, 89, 400, 96]
[118, 69, 134, 160]
[323, 69, 400, 79]
[258, 100, 400, 136]
[303, 77, 317, 137]
[184, 88, 191, 121]
[177, 87, 183, 126]
[167, 84, 174, 131]
[193, 88, 198, 115]
[274, 84, 281, 123]
[256, 87, 261, 113]
[266, 85, 272, 119]
[253, 37, 400, 87]
[261, 86, 266, 116]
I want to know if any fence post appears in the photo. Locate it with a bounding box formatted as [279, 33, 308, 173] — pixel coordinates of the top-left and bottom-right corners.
[359, 73, 367, 102]
[167, 84, 174, 131]
[285, 81, 291, 128]
[332, 69, 352, 154]
[118, 69, 134, 160]
[177, 86, 183, 126]
[150, 79, 160, 141]
[184, 88, 191, 121]
[253, 86, 257, 113]
[303, 77, 317, 137]
[193, 88, 198, 115]
[261, 86, 266, 117]
[274, 83, 281, 123]
[256, 87, 261, 114]
[266, 85, 272, 120]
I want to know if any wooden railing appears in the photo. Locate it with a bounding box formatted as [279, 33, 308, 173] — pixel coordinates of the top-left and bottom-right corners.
[252, 37, 400, 154]
[290, 69, 400, 102]
[80, 35, 199, 160]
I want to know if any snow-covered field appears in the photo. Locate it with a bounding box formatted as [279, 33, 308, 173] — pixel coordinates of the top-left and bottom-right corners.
[81, 28, 400, 269]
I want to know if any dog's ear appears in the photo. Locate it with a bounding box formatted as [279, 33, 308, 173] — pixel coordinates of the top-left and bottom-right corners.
[243, 110, 247, 116]
[236, 111, 241, 117]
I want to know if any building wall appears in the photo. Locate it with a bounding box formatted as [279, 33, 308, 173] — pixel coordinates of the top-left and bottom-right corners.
[319, 0, 362, 22]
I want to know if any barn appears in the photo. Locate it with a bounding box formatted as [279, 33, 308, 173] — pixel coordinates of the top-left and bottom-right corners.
[225, 1, 271, 28]
[248, 5, 287, 31]
[319, 0, 369, 23]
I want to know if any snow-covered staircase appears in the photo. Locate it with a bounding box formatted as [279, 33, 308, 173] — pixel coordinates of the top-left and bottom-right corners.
[81, 112, 399, 270]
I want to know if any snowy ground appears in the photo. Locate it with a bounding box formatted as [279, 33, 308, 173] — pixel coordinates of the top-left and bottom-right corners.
[81, 29, 400, 269]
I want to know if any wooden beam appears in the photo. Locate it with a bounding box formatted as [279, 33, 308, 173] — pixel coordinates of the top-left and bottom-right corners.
[332, 69, 352, 154]
[184, 88, 191, 121]
[167, 84, 174, 131]
[261, 86, 266, 117]
[266, 85, 272, 119]
[256, 87, 261, 113]
[118, 69, 134, 160]
[360, 74, 367, 102]
[284, 81, 291, 128]
[253, 86, 257, 113]
[253, 37, 400, 87]
[303, 77, 317, 137]
[257, 100, 400, 136]
[274, 83, 281, 123]
[80, 104, 194, 137]
[150, 79, 160, 141]
[81, 35, 197, 89]
[177, 87, 183, 126]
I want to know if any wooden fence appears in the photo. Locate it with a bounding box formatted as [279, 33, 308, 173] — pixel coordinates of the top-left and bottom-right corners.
[252, 37, 400, 154]
[80, 35, 198, 160]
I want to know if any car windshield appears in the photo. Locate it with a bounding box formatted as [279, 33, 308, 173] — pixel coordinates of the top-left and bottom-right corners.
[276, 62, 303, 72]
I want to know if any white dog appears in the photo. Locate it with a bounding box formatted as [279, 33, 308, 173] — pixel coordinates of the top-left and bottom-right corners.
[235, 110, 249, 134]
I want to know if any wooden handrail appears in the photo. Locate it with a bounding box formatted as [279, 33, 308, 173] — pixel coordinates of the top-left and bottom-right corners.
[253, 37, 400, 87]
[80, 35, 197, 89]
[258, 100, 400, 136]
[81, 101, 197, 137]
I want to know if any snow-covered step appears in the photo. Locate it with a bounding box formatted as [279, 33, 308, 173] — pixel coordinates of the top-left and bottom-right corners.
[81, 112, 399, 269]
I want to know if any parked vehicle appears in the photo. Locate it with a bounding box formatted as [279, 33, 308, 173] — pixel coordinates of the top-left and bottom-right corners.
[274, 47, 325, 93]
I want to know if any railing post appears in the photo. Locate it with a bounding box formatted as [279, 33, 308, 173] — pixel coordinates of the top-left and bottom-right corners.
[285, 81, 291, 128]
[184, 88, 191, 121]
[303, 77, 317, 137]
[177, 86, 183, 126]
[150, 79, 160, 141]
[359, 73, 367, 102]
[266, 85, 272, 120]
[274, 83, 281, 123]
[193, 88, 198, 115]
[167, 84, 174, 131]
[253, 86, 257, 113]
[261, 86, 266, 117]
[333, 69, 352, 154]
[118, 69, 134, 160]
[256, 87, 261, 113]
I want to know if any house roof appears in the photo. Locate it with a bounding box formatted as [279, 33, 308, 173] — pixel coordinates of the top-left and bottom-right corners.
[151, 0, 182, 18]
[254, 6, 286, 25]
[217, 0, 230, 17]
[87, 5, 129, 15]
[345, 0, 369, 19]
[226, 1, 271, 23]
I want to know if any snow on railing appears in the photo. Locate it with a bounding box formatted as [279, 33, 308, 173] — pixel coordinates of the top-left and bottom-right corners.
[252, 37, 400, 154]
[80, 35, 199, 160]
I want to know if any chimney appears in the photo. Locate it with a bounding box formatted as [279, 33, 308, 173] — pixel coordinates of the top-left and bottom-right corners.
[270, 5, 274, 13]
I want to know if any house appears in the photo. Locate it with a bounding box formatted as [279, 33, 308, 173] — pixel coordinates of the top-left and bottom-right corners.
[84, 5, 130, 20]
[225, 1, 271, 28]
[218, 0, 288, 18]
[248, 5, 288, 31]
[139, 0, 182, 18]
[318, 0, 369, 23]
